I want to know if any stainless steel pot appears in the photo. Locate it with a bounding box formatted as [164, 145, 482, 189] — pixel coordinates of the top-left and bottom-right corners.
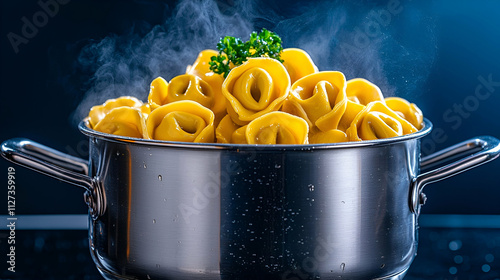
[2, 119, 500, 280]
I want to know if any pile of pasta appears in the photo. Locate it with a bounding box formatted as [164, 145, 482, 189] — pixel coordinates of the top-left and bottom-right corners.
[87, 48, 423, 144]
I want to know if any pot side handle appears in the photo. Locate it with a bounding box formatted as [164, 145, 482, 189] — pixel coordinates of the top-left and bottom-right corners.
[1, 138, 93, 191]
[1, 138, 104, 219]
[410, 136, 500, 214]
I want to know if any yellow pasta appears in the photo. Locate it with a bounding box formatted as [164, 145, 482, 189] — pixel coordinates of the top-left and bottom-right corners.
[186, 49, 227, 122]
[146, 100, 214, 143]
[232, 126, 248, 144]
[140, 103, 151, 118]
[246, 112, 309, 144]
[346, 78, 384, 105]
[215, 115, 242, 144]
[281, 48, 319, 84]
[347, 101, 418, 141]
[309, 128, 348, 144]
[93, 107, 147, 139]
[222, 57, 290, 125]
[286, 71, 347, 132]
[333, 100, 366, 132]
[88, 96, 143, 128]
[147, 77, 169, 110]
[165, 74, 214, 110]
[87, 37, 424, 145]
[148, 74, 216, 118]
[385, 97, 424, 130]
[281, 99, 313, 128]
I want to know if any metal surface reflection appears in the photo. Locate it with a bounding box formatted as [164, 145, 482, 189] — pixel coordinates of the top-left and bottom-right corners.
[2, 119, 500, 279]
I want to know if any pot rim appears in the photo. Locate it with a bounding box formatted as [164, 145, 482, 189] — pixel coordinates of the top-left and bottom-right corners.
[79, 118, 432, 150]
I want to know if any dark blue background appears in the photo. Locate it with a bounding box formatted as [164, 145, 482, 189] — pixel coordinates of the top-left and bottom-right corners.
[1, 0, 499, 215]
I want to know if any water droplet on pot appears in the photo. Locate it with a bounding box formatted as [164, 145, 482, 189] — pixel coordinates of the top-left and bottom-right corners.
[116, 151, 120, 156]
[275, 164, 281, 169]
[147, 275, 151, 279]
[158, 175, 162, 181]
[152, 219, 156, 224]
[308, 184, 315, 191]
[143, 163, 147, 169]
[340, 263, 345, 272]
[156, 264, 160, 269]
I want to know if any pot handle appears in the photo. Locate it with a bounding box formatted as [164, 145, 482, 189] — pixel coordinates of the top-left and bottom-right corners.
[1, 138, 104, 219]
[410, 136, 500, 214]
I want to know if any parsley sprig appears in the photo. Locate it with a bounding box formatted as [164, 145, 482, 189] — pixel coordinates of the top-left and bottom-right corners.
[209, 29, 284, 78]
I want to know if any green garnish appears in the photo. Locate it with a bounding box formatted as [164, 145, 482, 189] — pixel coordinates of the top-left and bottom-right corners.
[209, 28, 284, 78]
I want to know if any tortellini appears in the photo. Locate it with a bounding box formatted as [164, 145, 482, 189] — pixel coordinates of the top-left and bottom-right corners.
[93, 107, 147, 139]
[148, 74, 215, 114]
[216, 111, 309, 145]
[146, 100, 214, 143]
[285, 71, 348, 132]
[147, 77, 169, 110]
[335, 99, 366, 132]
[385, 97, 424, 130]
[216, 115, 242, 144]
[309, 128, 348, 144]
[87, 47, 424, 144]
[281, 48, 319, 84]
[222, 57, 291, 125]
[346, 78, 385, 106]
[231, 126, 248, 144]
[186, 49, 227, 122]
[246, 112, 309, 144]
[347, 101, 418, 141]
[88, 96, 143, 128]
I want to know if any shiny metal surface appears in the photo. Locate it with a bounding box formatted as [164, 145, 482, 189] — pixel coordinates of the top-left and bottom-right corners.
[2, 118, 500, 280]
[84, 133, 420, 280]
[410, 136, 500, 214]
[1, 138, 92, 191]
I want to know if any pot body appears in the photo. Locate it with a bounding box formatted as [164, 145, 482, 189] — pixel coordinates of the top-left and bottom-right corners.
[88, 135, 420, 279]
[4, 120, 499, 279]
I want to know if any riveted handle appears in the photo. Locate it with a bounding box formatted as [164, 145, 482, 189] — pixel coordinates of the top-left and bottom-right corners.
[1, 138, 104, 219]
[410, 136, 500, 214]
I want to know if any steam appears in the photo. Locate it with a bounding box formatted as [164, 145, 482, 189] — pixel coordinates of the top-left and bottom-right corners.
[73, 0, 436, 123]
[73, 0, 253, 123]
[274, 1, 436, 98]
